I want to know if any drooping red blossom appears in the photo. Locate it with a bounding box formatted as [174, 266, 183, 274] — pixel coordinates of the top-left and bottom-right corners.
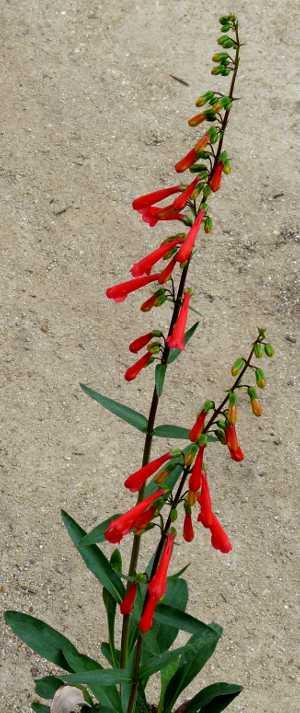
[176, 209, 205, 264]
[139, 532, 175, 633]
[197, 470, 213, 527]
[120, 583, 138, 615]
[104, 489, 165, 544]
[225, 423, 245, 462]
[167, 290, 191, 350]
[189, 409, 207, 442]
[158, 255, 177, 284]
[183, 510, 194, 542]
[210, 513, 232, 553]
[141, 206, 186, 228]
[132, 185, 182, 212]
[129, 332, 156, 353]
[189, 445, 205, 492]
[125, 351, 152, 382]
[134, 506, 156, 534]
[209, 162, 224, 192]
[140, 290, 165, 312]
[124, 451, 172, 492]
[175, 133, 210, 173]
[130, 238, 183, 277]
[171, 176, 200, 210]
[106, 274, 160, 302]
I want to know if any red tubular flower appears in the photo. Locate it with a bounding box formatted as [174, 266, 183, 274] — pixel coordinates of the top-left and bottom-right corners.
[189, 445, 205, 492]
[209, 162, 224, 192]
[210, 513, 232, 553]
[124, 451, 171, 492]
[139, 532, 175, 633]
[125, 351, 152, 382]
[129, 332, 156, 353]
[183, 510, 194, 542]
[140, 290, 165, 312]
[106, 274, 160, 302]
[134, 506, 156, 534]
[105, 489, 165, 544]
[176, 209, 205, 264]
[189, 409, 207, 442]
[197, 470, 213, 527]
[171, 176, 200, 210]
[175, 133, 210, 173]
[225, 424, 245, 462]
[132, 185, 181, 212]
[158, 255, 177, 284]
[130, 238, 183, 277]
[167, 290, 191, 350]
[141, 207, 186, 227]
[120, 583, 138, 615]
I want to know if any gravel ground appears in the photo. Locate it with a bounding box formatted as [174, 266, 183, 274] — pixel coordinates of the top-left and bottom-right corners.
[0, 1, 299, 711]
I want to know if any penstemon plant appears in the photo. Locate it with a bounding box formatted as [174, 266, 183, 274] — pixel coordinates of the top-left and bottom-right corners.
[5, 14, 275, 713]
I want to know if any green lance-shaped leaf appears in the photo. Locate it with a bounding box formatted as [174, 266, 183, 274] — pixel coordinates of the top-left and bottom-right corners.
[80, 384, 148, 433]
[155, 363, 167, 396]
[153, 424, 190, 439]
[184, 681, 243, 713]
[154, 603, 223, 639]
[62, 669, 131, 687]
[158, 655, 181, 713]
[163, 631, 221, 712]
[61, 511, 124, 602]
[167, 322, 199, 364]
[81, 515, 121, 547]
[35, 675, 64, 699]
[62, 645, 122, 712]
[102, 549, 122, 666]
[4, 611, 77, 670]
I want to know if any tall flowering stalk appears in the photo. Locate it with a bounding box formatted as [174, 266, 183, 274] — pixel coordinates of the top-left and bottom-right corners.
[5, 15, 275, 713]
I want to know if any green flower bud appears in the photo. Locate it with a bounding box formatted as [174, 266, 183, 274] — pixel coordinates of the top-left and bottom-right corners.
[152, 330, 163, 338]
[254, 342, 264, 359]
[211, 66, 223, 75]
[170, 509, 178, 522]
[220, 67, 232, 76]
[217, 419, 227, 430]
[181, 215, 193, 226]
[203, 399, 215, 412]
[198, 434, 208, 446]
[147, 342, 161, 354]
[204, 216, 213, 233]
[231, 357, 246, 376]
[202, 185, 212, 199]
[223, 160, 232, 174]
[189, 164, 209, 174]
[216, 429, 226, 444]
[204, 109, 217, 121]
[212, 52, 230, 62]
[197, 150, 211, 159]
[255, 367, 266, 389]
[219, 15, 231, 24]
[195, 90, 215, 107]
[228, 391, 237, 405]
[264, 343, 275, 357]
[218, 36, 236, 48]
[220, 96, 233, 109]
[208, 127, 219, 143]
[247, 386, 257, 400]
[221, 24, 231, 32]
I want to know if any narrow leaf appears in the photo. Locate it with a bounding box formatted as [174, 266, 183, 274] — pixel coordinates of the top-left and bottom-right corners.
[4, 611, 77, 670]
[140, 646, 185, 680]
[184, 682, 243, 713]
[35, 676, 63, 699]
[62, 646, 122, 712]
[80, 385, 148, 432]
[61, 511, 124, 602]
[62, 670, 131, 686]
[81, 515, 121, 546]
[155, 363, 167, 397]
[153, 424, 190, 439]
[163, 632, 220, 712]
[167, 322, 199, 364]
[154, 604, 223, 639]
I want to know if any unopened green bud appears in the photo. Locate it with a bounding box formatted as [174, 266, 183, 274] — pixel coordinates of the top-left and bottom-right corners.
[202, 185, 212, 199]
[198, 434, 208, 446]
[204, 109, 217, 121]
[217, 419, 227, 430]
[264, 343, 275, 357]
[218, 36, 235, 48]
[208, 127, 219, 143]
[195, 90, 215, 107]
[170, 448, 182, 458]
[254, 342, 264, 359]
[147, 342, 161, 354]
[220, 67, 232, 76]
[204, 216, 213, 233]
[231, 357, 246, 376]
[220, 96, 233, 109]
[212, 52, 230, 62]
[170, 509, 178, 522]
[221, 24, 231, 32]
[156, 293, 167, 306]
[219, 15, 230, 24]
[228, 391, 237, 405]
[216, 429, 226, 444]
[255, 367, 266, 389]
[211, 66, 223, 75]
[197, 150, 211, 159]
[189, 164, 208, 174]
[203, 399, 215, 412]
[223, 160, 232, 174]
[152, 330, 162, 338]
[182, 215, 193, 226]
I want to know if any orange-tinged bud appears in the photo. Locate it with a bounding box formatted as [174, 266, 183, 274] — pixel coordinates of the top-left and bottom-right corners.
[251, 399, 263, 417]
[188, 112, 206, 127]
[228, 404, 237, 424]
[186, 490, 197, 506]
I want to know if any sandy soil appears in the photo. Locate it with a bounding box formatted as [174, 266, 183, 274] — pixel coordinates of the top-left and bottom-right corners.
[0, 1, 299, 711]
